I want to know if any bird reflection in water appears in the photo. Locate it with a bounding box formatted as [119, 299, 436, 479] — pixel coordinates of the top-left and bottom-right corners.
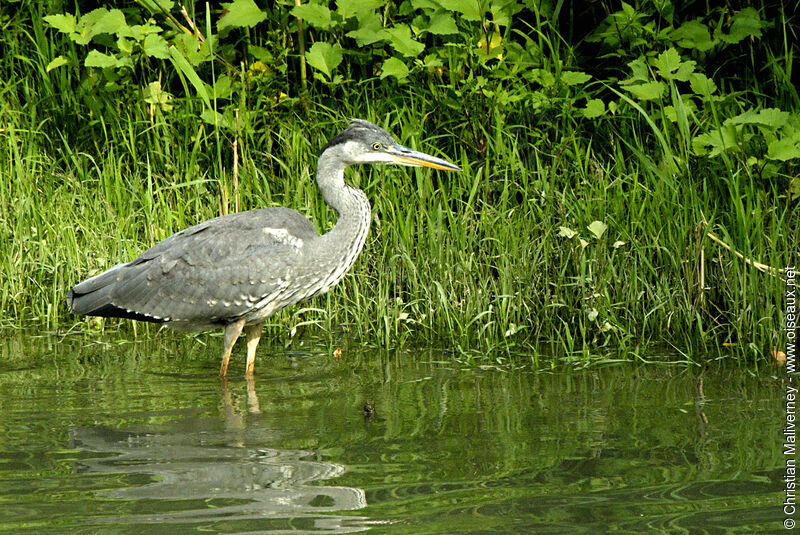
[70, 378, 377, 532]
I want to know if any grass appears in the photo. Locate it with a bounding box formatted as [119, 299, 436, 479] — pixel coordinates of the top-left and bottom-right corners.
[0, 1, 796, 367]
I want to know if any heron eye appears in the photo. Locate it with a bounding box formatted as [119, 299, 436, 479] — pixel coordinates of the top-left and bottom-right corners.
[372, 142, 382, 151]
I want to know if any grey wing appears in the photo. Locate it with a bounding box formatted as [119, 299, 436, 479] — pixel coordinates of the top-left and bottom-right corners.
[68, 208, 319, 329]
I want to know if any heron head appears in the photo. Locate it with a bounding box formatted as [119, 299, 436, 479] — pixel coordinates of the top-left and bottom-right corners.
[321, 119, 461, 172]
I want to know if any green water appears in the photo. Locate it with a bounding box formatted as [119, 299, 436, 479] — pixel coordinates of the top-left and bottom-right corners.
[0, 333, 786, 533]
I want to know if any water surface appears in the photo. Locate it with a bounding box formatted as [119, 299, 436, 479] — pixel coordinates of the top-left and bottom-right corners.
[0, 333, 785, 533]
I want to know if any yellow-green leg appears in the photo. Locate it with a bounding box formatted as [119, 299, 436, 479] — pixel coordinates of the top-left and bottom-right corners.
[219, 318, 246, 377]
[244, 321, 264, 376]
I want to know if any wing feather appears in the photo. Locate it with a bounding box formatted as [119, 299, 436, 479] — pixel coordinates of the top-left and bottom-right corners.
[68, 208, 319, 329]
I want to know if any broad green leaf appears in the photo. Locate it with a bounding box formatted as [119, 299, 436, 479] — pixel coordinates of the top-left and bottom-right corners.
[385, 25, 425, 57]
[44, 14, 77, 34]
[489, 0, 522, 26]
[249, 45, 274, 63]
[526, 69, 555, 88]
[128, 23, 162, 41]
[143, 33, 170, 59]
[726, 108, 789, 129]
[671, 19, 714, 51]
[305, 41, 343, 79]
[346, 15, 385, 46]
[336, 0, 383, 21]
[622, 81, 665, 101]
[142, 80, 173, 111]
[218, 0, 267, 30]
[85, 50, 122, 68]
[587, 221, 607, 239]
[410, 0, 441, 10]
[689, 73, 717, 96]
[118, 37, 133, 55]
[291, 3, 335, 29]
[692, 125, 738, 157]
[672, 60, 695, 81]
[561, 71, 591, 86]
[83, 8, 130, 38]
[653, 48, 679, 78]
[437, 0, 482, 21]
[583, 99, 605, 119]
[380, 57, 409, 80]
[426, 12, 459, 35]
[212, 75, 232, 99]
[624, 58, 650, 83]
[45, 56, 69, 72]
[558, 226, 576, 239]
[716, 7, 763, 44]
[200, 109, 234, 130]
[174, 33, 211, 66]
[652, 48, 695, 81]
[767, 137, 800, 161]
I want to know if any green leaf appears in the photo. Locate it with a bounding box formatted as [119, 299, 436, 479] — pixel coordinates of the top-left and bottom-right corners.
[623, 58, 650, 83]
[767, 137, 800, 162]
[128, 23, 162, 41]
[45, 56, 69, 72]
[44, 14, 77, 34]
[653, 48, 694, 81]
[437, 0, 482, 21]
[385, 25, 425, 57]
[689, 73, 717, 96]
[305, 41, 343, 79]
[561, 71, 591, 86]
[84, 50, 121, 68]
[583, 99, 605, 119]
[526, 69, 555, 88]
[558, 226, 577, 239]
[83, 8, 130, 38]
[218, 0, 267, 30]
[380, 57, 409, 80]
[291, 3, 335, 29]
[671, 20, 714, 51]
[118, 37, 133, 55]
[336, 0, 383, 21]
[200, 109, 234, 130]
[622, 81, 665, 101]
[692, 125, 739, 157]
[726, 108, 789, 129]
[489, 0, 522, 26]
[174, 33, 211, 66]
[143, 33, 170, 59]
[426, 12, 459, 35]
[345, 14, 385, 46]
[587, 221, 607, 239]
[142, 80, 173, 111]
[212, 75, 232, 99]
[716, 7, 763, 44]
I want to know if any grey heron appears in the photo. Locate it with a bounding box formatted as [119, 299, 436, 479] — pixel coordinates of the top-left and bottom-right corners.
[67, 119, 461, 376]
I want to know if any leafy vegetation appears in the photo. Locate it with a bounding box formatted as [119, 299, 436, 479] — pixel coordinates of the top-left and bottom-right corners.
[0, 0, 796, 366]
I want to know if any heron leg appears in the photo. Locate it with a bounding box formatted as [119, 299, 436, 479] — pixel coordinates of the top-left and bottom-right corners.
[220, 318, 246, 377]
[244, 321, 264, 376]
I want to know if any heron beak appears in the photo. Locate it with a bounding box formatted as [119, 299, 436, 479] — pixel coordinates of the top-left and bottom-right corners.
[389, 145, 462, 172]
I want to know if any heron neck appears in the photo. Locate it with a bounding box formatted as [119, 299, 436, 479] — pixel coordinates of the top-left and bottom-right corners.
[316, 152, 372, 252]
